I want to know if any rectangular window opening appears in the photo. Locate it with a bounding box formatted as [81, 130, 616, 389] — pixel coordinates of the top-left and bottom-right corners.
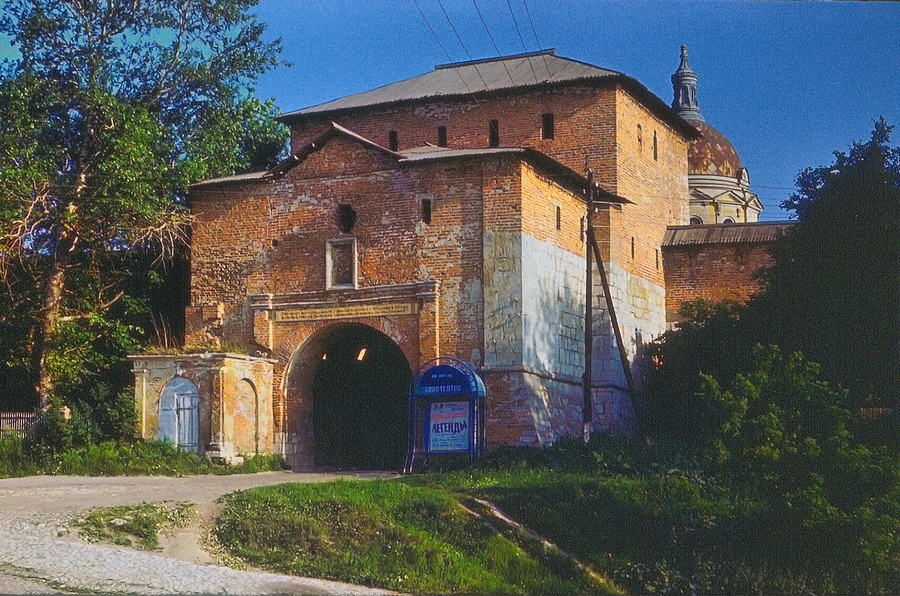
[489, 120, 499, 147]
[542, 113, 555, 140]
[580, 217, 585, 241]
[555, 206, 561, 230]
[326, 239, 357, 289]
[631, 237, 635, 259]
[388, 130, 399, 151]
[331, 243, 354, 286]
[656, 248, 659, 270]
[437, 125, 447, 147]
[421, 198, 432, 225]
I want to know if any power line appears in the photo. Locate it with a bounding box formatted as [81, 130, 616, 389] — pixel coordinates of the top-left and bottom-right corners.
[753, 184, 797, 190]
[471, 0, 515, 86]
[505, 0, 539, 84]
[412, 0, 491, 124]
[522, 0, 552, 80]
[437, 0, 490, 91]
[413, 0, 456, 65]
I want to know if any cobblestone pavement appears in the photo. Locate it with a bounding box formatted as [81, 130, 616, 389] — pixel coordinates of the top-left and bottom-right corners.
[0, 472, 395, 594]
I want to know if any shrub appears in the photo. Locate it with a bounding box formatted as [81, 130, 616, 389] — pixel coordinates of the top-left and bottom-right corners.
[698, 345, 900, 593]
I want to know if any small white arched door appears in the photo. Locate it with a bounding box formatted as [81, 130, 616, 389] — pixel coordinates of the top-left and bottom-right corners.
[158, 377, 200, 453]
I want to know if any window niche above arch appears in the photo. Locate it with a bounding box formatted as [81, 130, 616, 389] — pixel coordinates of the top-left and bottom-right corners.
[326, 238, 357, 289]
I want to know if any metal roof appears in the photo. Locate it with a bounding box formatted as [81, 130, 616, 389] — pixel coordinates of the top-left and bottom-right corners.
[397, 147, 523, 162]
[191, 170, 270, 188]
[278, 50, 698, 138]
[281, 51, 617, 118]
[662, 221, 796, 247]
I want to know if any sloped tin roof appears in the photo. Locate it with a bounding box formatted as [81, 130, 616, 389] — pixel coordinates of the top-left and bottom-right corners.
[282, 51, 616, 118]
[663, 221, 796, 247]
[278, 50, 697, 138]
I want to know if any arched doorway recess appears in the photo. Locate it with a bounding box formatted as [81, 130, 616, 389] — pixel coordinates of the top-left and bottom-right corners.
[289, 323, 412, 470]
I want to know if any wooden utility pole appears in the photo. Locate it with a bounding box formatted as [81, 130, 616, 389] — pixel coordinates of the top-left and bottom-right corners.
[583, 170, 594, 444]
[590, 236, 636, 397]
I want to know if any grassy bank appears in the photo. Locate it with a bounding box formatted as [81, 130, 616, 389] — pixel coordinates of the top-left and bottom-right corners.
[0, 434, 283, 477]
[215, 479, 617, 595]
[215, 437, 899, 595]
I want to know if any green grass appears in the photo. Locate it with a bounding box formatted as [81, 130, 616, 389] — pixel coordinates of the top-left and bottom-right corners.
[74, 502, 195, 549]
[0, 434, 284, 477]
[215, 479, 617, 594]
[214, 437, 899, 595]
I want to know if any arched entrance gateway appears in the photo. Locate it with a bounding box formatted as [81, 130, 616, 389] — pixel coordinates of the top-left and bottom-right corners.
[287, 323, 412, 470]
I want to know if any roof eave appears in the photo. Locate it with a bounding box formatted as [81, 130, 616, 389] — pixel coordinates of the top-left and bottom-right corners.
[278, 74, 699, 140]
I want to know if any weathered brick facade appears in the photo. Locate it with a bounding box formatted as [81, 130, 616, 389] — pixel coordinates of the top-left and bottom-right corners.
[661, 222, 795, 323]
[135, 50, 785, 468]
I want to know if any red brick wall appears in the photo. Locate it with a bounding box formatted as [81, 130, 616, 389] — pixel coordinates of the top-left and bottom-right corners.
[614, 87, 691, 286]
[662, 242, 775, 322]
[190, 134, 528, 451]
[290, 85, 621, 190]
[287, 84, 692, 291]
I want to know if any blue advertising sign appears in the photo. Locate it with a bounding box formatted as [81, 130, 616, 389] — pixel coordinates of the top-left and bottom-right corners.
[405, 357, 486, 473]
[414, 364, 476, 397]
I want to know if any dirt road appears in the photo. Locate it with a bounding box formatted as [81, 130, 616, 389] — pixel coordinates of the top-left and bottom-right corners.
[0, 471, 394, 594]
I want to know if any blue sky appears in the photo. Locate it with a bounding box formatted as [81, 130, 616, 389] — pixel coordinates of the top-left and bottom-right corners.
[1, 2, 895, 220]
[251, 0, 899, 221]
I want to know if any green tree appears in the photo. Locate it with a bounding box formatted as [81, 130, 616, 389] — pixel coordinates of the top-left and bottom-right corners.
[759, 118, 899, 409]
[0, 0, 288, 409]
[698, 345, 899, 594]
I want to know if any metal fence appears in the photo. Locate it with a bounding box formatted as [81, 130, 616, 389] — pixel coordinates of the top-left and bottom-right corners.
[0, 411, 37, 437]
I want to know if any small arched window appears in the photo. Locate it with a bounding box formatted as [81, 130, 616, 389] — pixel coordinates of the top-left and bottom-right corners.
[689, 216, 703, 226]
[722, 217, 735, 224]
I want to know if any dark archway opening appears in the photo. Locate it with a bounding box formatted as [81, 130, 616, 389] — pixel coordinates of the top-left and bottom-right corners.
[311, 324, 411, 470]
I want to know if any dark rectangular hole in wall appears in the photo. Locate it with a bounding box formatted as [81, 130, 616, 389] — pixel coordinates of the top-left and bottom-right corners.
[542, 113, 555, 140]
[489, 120, 499, 147]
[632, 237, 635, 259]
[332, 243, 353, 286]
[556, 206, 561, 230]
[421, 199, 432, 225]
[437, 126, 447, 147]
[337, 204, 357, 233]
[388, 130, 399, 151]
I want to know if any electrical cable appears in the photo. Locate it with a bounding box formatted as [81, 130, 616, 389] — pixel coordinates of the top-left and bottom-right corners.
[412, 0, 491, 125]
[437, 0, 490, 91]
[413, 0, 456, 65]
[505, 0, 539, 83]
[522, 0, 552, 80]
[471, 0, 516, 86]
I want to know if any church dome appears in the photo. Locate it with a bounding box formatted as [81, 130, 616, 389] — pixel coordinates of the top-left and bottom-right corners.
[670, 45, 743, 178]
[688, 121, 743, 177]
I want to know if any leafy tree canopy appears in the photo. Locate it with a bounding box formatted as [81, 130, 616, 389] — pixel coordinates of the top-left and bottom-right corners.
[645, 119, 899, 448]
[0, 0, 289, 410]
[760, 117, 899, 408]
